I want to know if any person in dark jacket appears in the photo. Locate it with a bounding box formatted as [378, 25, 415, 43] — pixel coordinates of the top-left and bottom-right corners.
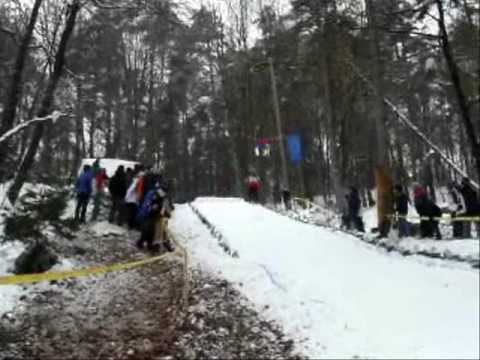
[413, 184, 442, 239]
[125, 168, 134, 187]
[75, 165, 93, 223]
[448, 182, 465, 238]
[459, 177, 479, 238]
[108, 165, 127, 225]
[136, 176, 172, 251]
[394, 184, 409, 238]
[347, 186, 364, 232]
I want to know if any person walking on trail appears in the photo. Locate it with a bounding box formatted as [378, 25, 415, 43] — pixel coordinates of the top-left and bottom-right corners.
[108, 165, 127, 225]
[347, 186, 364, 233]
[155, 180, 175, 252]
[246, 173, 261, 203]
[447, 182, 466, 238]
[74, 165, 93, 223]
[394, 184, 409, 238]
[136, 177, 175, 252]
[125, 168, 134, 188]
[413, 184, 442, 239]
[124, 169, 145, 229]
[91, 158, 101, 177]
[459, 177, 479, 238]
[91, 168, 108, 221]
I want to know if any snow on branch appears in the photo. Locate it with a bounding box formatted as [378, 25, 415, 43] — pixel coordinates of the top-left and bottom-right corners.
[90, 0, 140, 10]
[346, 59, 480, 190]
[0, 111, 66, 145]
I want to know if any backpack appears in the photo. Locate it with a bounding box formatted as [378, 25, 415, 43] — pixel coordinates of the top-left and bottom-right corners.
[136, 189, 161, 224]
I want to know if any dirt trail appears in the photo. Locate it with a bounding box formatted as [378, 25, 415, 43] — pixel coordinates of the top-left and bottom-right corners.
[1, 221, 300, 360]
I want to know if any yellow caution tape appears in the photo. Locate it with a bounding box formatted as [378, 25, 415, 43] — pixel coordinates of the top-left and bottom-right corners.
[0, 251, 172, 286]
[388, 214, 480, 222]
[291, 196, 480, 222]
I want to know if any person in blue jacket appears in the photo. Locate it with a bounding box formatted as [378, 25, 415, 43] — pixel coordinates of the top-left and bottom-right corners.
[75, 164, 93, 223]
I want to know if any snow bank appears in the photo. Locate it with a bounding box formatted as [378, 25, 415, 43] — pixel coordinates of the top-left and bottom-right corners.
[0, 241, 26, 315]
[393, 238, 479, 260]
[80, 158, 139, 177]
[90, 221, 127, 237]
[172, 199, 479, 359]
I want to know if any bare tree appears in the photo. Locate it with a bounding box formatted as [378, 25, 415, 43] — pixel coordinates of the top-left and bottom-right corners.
[8, 0, 82, 204]
[0, 0, 43, 177]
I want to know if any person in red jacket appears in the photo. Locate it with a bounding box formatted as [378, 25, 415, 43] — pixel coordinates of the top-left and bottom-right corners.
[91, 168, 108, 221]
[246, 173, 261, 203]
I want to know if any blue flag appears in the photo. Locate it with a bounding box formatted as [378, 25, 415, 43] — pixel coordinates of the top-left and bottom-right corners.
[287, 133, 303, 165]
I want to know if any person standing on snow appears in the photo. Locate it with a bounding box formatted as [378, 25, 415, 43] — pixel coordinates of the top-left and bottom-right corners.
[91, 168, 108, 221]
[136, 176, 174, 251]
[125, 167, 134, 188]
[447, 182, 466, 238]
[394, 184, 409, 238]
[459, 177, 479, 238]
[124, 169, 145, 229]
[108, 165, 127, 225]
[246, 173, 261, 203]
[75, 165, 94, 223]
[347, 186, 364, 232]
[413, 184, 442, 239]
[91, 158, 101, 176]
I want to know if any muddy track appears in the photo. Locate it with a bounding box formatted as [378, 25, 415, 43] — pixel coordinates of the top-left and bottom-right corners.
[1, 217, 301, 359]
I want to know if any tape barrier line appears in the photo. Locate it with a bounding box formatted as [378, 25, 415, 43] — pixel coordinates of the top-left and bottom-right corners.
[292, 197, 480, 223]
[388, 214, 480, 222]
[0, 252, 173, 286]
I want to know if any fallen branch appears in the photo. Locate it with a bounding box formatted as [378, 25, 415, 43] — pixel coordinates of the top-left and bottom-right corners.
[0, 111, 65, 145]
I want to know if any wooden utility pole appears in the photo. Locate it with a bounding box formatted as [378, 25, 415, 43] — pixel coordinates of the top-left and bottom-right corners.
[268, 57, 290, 200]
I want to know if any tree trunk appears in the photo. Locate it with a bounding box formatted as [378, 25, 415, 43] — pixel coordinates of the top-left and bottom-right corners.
[436, 0, 480, 183]
[319, 2, 343, 211]
[0, 0, 43, 177]
[8, 0, 81, 205]
[366, 0, 393, 235]
[145, 48, 156, 165]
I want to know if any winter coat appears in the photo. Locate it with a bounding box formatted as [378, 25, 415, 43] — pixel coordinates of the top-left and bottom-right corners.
[247, 176, 261, 191]
[136, 188, 170, 223]
[109, 170, 127, 198]
[143, 172, 159, 198]
[448, 187, 466, 214]
[394, 192, 409, 216]
[413, 187, 428, 217]
[136, 175, 146, 203]
[425, 200, 442, 219]
[460, 183, 479, 215]
[415, 189, 441, 219]
[76, 170, 93, 196]
[125, 177, 140, 205]
[94, 170, 108, 194]
[348, 189, 361, 217]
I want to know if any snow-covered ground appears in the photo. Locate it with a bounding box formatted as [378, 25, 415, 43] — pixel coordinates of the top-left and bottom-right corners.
[0, 182, 79, 317]
[285, 197, 479, 262]
[0, 241, 26, 315]
[171, 198, 480, 359]
[0, 240, 78, 316]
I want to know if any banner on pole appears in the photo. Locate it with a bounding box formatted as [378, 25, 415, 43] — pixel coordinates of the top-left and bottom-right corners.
[287, 133, 303, 165]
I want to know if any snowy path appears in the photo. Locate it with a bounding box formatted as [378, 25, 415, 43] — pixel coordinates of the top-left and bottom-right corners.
[170, 198, 480, 359]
